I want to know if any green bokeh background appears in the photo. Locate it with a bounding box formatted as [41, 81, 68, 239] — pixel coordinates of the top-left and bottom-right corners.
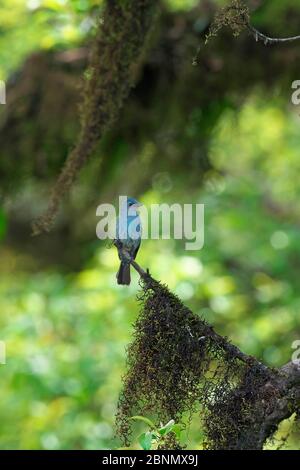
[0, 0, 300, 449]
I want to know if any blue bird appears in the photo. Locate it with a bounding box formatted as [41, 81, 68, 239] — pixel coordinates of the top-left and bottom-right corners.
[116, 197, 142, 285]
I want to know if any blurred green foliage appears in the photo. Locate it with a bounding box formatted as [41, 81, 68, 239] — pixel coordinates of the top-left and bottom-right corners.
[0, 209, 7, 240]
[2, 94, 300, 448]
[0, 0, 300, 450]
[0, 0, 101, 77]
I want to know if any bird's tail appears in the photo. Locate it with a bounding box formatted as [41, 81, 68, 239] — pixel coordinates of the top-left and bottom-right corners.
[117, 262, 131, 285]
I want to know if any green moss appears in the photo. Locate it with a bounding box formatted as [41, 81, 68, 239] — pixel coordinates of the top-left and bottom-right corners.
[115, 276, 275, 449]
[33, 0, 158, 234]
[206, 0, 250, 43]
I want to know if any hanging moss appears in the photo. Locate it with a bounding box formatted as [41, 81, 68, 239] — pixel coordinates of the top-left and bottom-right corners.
[203, 364, 278, 449]
[206, 0, 250, 43]
[33, 0, 158, 234]
[115, 276, 277, 449]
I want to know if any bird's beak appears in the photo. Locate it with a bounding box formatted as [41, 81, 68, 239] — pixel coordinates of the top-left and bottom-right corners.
[133, 202, 143, 209]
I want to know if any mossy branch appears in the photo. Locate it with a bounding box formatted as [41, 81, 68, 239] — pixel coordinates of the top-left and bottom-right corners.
[115, 245, 300, 449]
[116, 240, 268, 371]
[32, 0, 158, 235]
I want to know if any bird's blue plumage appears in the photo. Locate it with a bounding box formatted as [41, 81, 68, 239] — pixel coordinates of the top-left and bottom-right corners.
[116, 197, 142, 285]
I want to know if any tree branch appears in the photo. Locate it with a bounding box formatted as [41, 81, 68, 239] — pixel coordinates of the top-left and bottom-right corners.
[115, 241, 272, 374]
[116, 243, 300, 448]
[246, 23, 300, 46]
[254, 362, 300, 448]
[205, 1, 300, 50]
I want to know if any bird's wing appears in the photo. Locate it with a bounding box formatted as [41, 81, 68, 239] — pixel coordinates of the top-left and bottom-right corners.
[130, 216, 141, 259]
[132, 238, 141, 260]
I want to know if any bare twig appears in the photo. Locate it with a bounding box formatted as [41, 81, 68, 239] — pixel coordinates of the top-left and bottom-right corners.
[205, 1, 300, 50]
[246, 23, 300, 45]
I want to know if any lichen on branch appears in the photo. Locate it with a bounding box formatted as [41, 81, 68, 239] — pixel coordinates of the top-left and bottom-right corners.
[202, 0, 300, 54]
[206, 0, 250, 43]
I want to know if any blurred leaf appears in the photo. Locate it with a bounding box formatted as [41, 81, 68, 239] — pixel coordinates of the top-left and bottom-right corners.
[130, 416, 155, 428]
[158, 419, 175, 436]
[138, 431, 153, 450]
[172, 424, 182, 439]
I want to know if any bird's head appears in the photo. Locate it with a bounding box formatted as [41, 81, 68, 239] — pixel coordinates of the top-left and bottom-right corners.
[126, 197, 142, 212]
